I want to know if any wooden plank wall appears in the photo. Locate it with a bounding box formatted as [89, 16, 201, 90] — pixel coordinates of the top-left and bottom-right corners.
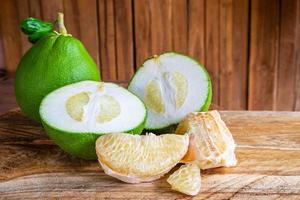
[0, 0, 299, 111]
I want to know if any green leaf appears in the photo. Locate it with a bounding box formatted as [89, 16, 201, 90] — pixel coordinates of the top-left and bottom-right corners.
[21, 17, 53, 43]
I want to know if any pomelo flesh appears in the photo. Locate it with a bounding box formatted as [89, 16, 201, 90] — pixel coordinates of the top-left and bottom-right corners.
[95, 132, 189, 183]
[39, 81, 147, 159]
[128, 52, 212, 131]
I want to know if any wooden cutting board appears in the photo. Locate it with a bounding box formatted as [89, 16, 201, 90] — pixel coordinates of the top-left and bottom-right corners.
[0, 109, 300, 199]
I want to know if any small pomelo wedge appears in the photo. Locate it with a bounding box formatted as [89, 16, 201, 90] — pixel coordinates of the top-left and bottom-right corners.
[128, 52, 212, 131]
[167, 163, 201, 196]
[95, 132, 189, 183]
[39, 81, 146, 159]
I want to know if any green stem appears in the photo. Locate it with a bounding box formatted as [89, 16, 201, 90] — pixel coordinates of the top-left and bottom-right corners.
[58, 12, 67, 35]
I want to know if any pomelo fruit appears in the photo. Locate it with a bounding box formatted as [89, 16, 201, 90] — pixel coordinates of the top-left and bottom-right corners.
[128, 52, 212, 131]
[39, 81, 146, 159]
[176, 111, 237, 169]
[15, 13, 100, 122]
[95, 132, 189, 183]
[167, 163, 201, 196]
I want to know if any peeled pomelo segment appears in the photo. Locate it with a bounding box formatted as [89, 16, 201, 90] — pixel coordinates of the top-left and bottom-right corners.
[144, 79, 165, 114]
[65, 92, 90, 121]
[39, 81, 146, 159]
[95, 132, 189, 183]
[96, 95, 121, 123]
[172, 71, 188, 108]
[167, 163, 201, 196]
[176, 110, 237, 169]
[128, 52, 212, 130]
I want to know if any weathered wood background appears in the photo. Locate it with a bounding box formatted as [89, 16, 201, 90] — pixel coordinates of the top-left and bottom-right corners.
[0, 0, 299, 111]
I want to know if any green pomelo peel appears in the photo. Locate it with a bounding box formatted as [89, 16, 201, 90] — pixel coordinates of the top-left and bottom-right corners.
[41, 119, 145, 159]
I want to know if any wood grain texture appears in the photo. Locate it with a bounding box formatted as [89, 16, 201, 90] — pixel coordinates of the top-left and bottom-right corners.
[294, 0, 300, 111]
[0, 34, 5, 70]
[98, 0, 117, 81]
[0, 110, 299, 199]
[115, 0, 134, 81]
[16, 0, 31, 55]
[276, 0, 300, 111]
[171, 0, 187, 54]
[219, 0, 249, 110]
[1, 0, 300, 110]
[149, 0, 172, 55]
[248, 0, 280, 110]
[134, 0, 171, 67]
[28, 0, 42, 19]
[133, 0, 187, 67]
[1, 0, 41, 70]
[187, 0, 205, 64]
[0, 78, 17, 114]
[41, 0, 63, 22]
[296, 14, 300, 111]
[0, 0, 22, 75]
[133, 0, 151, 67]
[205, 0, 220, 107]
[64, 0, 100, 66]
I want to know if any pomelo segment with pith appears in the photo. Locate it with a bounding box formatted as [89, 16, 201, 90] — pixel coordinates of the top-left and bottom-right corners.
[128, 52, 212, 131]
[95, 132, 189, 183]
[39, 81, 146, 159]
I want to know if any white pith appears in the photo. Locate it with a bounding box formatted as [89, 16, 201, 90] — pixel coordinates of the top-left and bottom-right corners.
[128, 53, 210, 129]
[40, 81, 146, 133]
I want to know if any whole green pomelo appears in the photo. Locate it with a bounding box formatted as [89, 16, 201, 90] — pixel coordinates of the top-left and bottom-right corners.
[15, 29, 100, 122]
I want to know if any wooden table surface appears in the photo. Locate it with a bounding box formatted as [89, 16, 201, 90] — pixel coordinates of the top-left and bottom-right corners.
[0, 109, 300, 199]
[0, 76, 17, 114]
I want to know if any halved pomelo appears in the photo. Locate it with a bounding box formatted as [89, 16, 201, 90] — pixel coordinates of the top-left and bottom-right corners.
[128, 52, 212, 130]
[167, 163, 201, 196]
[39, 81, 146, 159]
[95, 132, 189, 183]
